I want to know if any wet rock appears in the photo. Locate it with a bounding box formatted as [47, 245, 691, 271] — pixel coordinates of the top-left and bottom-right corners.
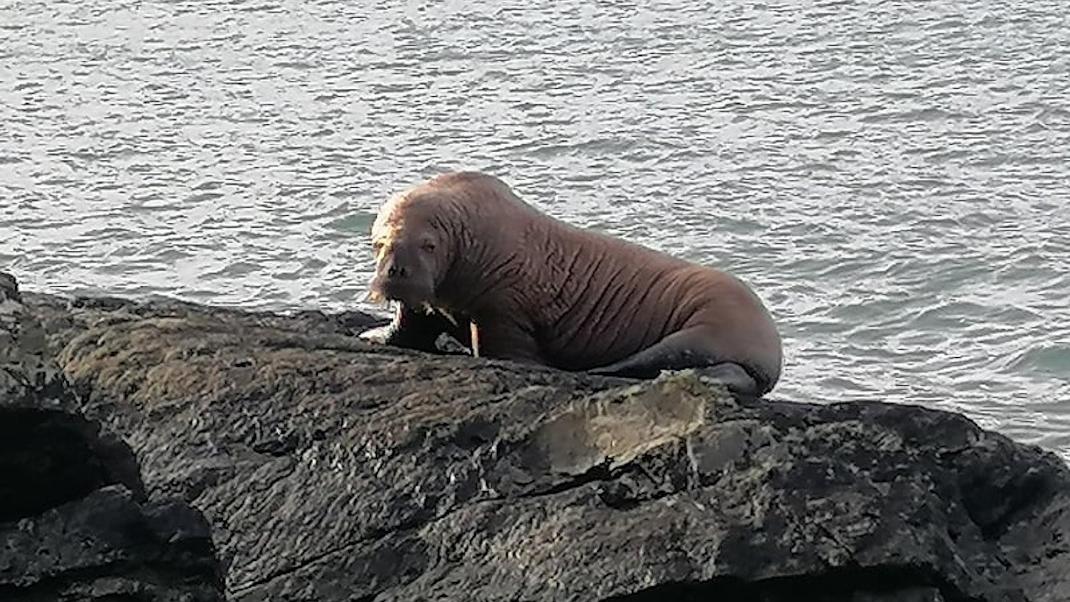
[1, 272, 64, 407]
[18, 281, 1068, 602]
[0, 272, 224, 601]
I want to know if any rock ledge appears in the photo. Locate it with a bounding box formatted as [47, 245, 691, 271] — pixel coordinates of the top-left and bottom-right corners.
[1, 274, 224, 602]
[7, 273, 1070, 601]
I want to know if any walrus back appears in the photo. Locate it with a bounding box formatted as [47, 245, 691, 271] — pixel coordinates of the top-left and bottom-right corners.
[530, 219, 701, 369]
[424, 171, 782, 392]
[531, 214, 782, 389]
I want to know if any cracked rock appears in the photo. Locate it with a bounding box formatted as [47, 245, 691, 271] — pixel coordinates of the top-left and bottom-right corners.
[14, 276, 1070, 601]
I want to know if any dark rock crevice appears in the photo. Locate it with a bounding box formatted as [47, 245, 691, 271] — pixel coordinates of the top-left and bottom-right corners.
[0, 407, 144, 522]
[602, 563, 976, 602]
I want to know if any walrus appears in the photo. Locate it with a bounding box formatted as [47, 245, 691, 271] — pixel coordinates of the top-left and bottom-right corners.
[364, 171, 783, 396]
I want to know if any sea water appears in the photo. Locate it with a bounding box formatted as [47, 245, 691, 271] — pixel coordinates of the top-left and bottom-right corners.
[1, 0, 1068, 457]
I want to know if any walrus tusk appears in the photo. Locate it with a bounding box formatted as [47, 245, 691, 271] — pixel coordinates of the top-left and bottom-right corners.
[469, 322, 480, 358]
[362, 288, 386, 305]
[416, 304, 462, 329]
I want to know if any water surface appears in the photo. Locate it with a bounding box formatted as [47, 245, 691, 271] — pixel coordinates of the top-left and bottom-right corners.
[2, 0, 1068, 457]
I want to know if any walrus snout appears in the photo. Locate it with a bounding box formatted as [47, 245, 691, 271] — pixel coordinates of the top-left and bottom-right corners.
[373, 279, 434, 307]
[375, 252, 417, 292]
[370, 250, 435, 307]
[369, 271, 406, 301]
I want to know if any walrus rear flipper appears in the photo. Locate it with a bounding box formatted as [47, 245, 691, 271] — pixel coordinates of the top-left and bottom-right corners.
[585, 327, 761, 397]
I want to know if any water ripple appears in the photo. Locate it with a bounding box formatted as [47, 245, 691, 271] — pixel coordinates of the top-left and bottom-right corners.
[2, 0, 1069, 458]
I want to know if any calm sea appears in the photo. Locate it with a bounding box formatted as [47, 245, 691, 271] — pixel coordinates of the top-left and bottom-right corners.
[2, 1, 1068, 458]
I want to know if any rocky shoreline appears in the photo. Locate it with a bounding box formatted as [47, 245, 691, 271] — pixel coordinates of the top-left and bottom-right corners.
[3, 271, 1069, 601]
[1, 273, 223, 601]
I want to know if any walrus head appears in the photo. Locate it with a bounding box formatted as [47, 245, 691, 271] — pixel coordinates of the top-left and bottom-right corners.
[367, 191, 451, 308]
[367, 172, 527, 309]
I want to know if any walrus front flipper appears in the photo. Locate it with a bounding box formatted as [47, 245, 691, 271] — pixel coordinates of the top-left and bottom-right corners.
[371, 303, 472, 355]
[586, 327, 761, 396]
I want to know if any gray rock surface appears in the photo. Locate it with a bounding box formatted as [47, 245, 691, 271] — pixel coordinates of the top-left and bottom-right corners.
[1, 274, 224, 602]
[15, 275, 1069, 602]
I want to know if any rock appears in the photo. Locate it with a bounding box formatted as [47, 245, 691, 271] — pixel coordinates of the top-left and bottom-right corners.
[0, 273, 224, 601]
[1, 271, 65, 407]
[17, 281, 1069, 602]
[22, 288, 388, 358]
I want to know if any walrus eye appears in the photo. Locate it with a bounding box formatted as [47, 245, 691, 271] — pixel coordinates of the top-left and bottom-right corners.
[421, 242, 436, 253]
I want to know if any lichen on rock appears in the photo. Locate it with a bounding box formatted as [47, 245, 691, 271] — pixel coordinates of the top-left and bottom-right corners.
[1, 272, 64, 407]
[526, 371, 723, 476]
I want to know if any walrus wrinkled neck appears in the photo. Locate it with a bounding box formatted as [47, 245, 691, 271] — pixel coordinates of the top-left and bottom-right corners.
[434, 201, 543, 314]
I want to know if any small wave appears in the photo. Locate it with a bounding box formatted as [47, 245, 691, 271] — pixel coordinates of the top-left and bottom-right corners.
[1006, 345, 1070, 379]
